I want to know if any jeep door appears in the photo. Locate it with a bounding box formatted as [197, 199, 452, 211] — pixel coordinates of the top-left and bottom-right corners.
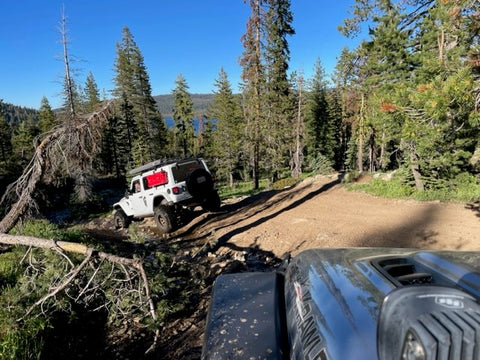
[129, 179, 152, 217]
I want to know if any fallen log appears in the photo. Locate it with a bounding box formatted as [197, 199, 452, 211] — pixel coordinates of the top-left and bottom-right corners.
[0, 231, 160, 354]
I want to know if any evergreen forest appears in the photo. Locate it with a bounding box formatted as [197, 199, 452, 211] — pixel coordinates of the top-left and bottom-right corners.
[0, 0, 480, 358]
[1, 0, 479, 200]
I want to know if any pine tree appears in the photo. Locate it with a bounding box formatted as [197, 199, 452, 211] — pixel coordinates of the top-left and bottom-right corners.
[130, 43, 166, 162]
[113, 26, 166, 169]
[332, 48, 359, 172]
[38, 97, 57, 133]
[240, 0, 267, 189]
[172, 74, 195, 157]
[59, 8, 78, 122]
[12, 118, 36, 167]
[340, 0, 480, 191]
[207, 68, 244, 187]
[290, 71, 306, 178]
[398, 0, 480, 190]
[328, 89, 346, 170]
[305, 60, 333, 165]
[263, 0, 295, 180]
[84, 72, 100, 113]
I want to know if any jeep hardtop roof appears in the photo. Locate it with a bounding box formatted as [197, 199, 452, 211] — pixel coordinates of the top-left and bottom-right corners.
[128, 158, 205, 175]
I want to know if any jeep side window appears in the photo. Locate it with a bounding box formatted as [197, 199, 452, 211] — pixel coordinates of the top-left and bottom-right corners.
[132, 180, 141, 193]
[143, 177, 150, 190]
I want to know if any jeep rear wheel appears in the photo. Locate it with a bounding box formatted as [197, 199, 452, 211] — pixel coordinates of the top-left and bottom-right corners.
[154, 206, 174, 234]
[202, 191, 221, 212]
[114, 210, 130, 229]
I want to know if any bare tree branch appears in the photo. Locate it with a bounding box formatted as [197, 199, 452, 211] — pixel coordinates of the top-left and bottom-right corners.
[0, 231, 160, 354]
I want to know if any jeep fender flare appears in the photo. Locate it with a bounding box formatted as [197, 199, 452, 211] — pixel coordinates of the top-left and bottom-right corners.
[113, 203, 134, 217]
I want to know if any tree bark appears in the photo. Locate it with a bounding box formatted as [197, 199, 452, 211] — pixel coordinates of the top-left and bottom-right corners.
[357, 93, 365, 172]
[292, 74, 304, 178]
[409, 143, 424, 191]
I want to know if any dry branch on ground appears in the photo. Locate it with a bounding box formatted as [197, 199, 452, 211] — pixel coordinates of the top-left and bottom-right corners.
[0, 231, 160, 354]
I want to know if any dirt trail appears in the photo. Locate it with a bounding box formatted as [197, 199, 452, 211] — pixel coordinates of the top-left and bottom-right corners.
[163, 173, 480, 257]
[86, 174, 480, 359]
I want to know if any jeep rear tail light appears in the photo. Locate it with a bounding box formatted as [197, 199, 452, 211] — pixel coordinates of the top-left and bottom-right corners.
[172, 186, 181, 194]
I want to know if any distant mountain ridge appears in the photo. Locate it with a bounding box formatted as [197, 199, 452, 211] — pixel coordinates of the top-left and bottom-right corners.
[154, 93, 214, 117]
[0, 102, 38, 125]
[2, 93, 214, 124]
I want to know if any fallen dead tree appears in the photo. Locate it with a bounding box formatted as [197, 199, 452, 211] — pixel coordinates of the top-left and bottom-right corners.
[0, 100, 115, 234]
[0, 101, 162, 354]
[0, 232, 161, 354]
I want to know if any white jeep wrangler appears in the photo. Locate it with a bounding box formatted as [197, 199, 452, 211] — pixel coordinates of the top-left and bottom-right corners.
[113, 158, 220, 234]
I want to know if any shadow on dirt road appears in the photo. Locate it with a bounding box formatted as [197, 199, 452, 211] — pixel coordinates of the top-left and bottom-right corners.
[210, 174, 344, 252]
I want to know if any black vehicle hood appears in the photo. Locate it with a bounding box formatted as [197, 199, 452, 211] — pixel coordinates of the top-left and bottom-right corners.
[284, 248, 480, 360]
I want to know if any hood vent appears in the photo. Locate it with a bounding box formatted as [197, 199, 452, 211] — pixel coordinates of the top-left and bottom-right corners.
[375, 258, 434, 286]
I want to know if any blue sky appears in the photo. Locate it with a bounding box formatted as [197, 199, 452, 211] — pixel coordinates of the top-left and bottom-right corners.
[0, 1, 364, 109]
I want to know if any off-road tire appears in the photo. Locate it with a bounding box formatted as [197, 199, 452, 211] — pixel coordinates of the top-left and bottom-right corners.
[202, 191, 221, 212]
[154, 206, 174, 234]
[114, 209, 130, 229]
[186, 168, 214, 200]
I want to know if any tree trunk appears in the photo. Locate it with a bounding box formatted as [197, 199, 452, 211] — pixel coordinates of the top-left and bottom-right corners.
[292, 74, 304, 178]
[357, 93, 365, 172]
[368, 127, 375, 172]
[410, 143, 424, 191]
[61, 7, 76, 120]
[379, 129, 386, 170]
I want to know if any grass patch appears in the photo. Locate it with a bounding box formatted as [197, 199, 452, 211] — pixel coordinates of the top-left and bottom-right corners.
[347, 172, 480, 202]
[347, 177, 414, 199]
[218, 179, 269, 198]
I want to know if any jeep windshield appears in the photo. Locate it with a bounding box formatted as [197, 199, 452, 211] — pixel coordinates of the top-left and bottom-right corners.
[171, 160, 205, 183]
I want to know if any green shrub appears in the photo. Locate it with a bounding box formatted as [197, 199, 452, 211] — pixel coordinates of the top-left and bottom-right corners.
[10, 220, 90, 245]
[348, 171, 480, 202]
[271, 177, 299, 190]
[309, 154, 334, 175]
[0, 251, 22, 289]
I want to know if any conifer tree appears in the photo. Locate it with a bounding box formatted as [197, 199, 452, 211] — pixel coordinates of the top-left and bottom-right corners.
[12, 118, 36, 167]
[59, 8, 78, 122]
[264, 0, 295, 180]
[38, 97, 57, 134]
[113, 26, 166, 168]
[207, 68, 244, 187]
[290, 71, 306, 178]
[332, 48, 359, 172]
[240, 0, 267, 189]
[340, 0, 480, 191]
[328, 89, 346, 170]
[172, 74, 195, 157]
[305, 60, 333, 164]
[84, 72, 100, 113]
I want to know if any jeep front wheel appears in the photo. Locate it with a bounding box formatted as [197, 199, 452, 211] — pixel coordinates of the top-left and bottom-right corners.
[154, 206, 174, 234]
[114, 209, 130, 229]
